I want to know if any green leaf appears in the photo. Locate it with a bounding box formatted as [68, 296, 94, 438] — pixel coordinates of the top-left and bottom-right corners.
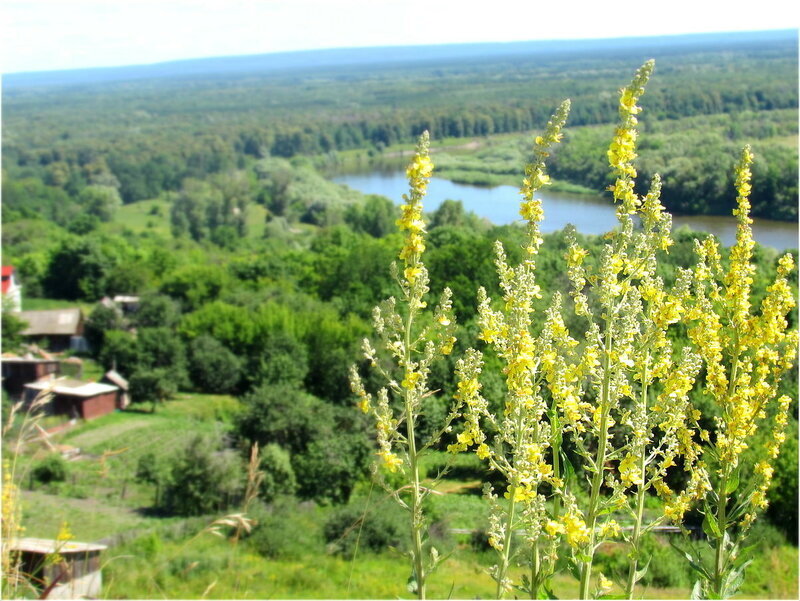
[670, 540, 711, 581]
[567, 558, 582, 581]
[702, 512, 721, 539]
[633, 557, 651, 584]
[690, 580, 704, 600]
[541, 584, 558, 600]
[407, 570, 418, 594]
[560, 449, 576, 484]
[725, 469, 740, 495]
[702, 503, 722, 539]
[722, 559, 752, 598]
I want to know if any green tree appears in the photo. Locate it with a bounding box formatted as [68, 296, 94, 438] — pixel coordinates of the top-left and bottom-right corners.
[98, 330, 141, 375]
[235, 384, 372, 504]
[129, 367, 178, 412]
[1, 310, 27, 351]
[79, 185, 123, 222]
[189, 335, 242, 393]
[344, 194, 396, 237]
[133, 293, 182, 329]
[259, 443, 297, 502]
[137, 327, 188, 387]
[43, 236, 118, 300]
[161, 434, 242, 516]
[135, 450, 169, 506]
[84, 302, 125, 355]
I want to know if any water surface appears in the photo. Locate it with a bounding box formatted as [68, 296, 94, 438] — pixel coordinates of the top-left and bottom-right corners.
[334, 171, 798, 251]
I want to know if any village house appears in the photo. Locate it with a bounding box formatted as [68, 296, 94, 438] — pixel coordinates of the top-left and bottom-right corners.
[24, 378, 121, 420]
[18, 308, 88, 352]
[2, 265, 23, 312]
[1, 356, 61, 398]
[9, 538, 107, 600]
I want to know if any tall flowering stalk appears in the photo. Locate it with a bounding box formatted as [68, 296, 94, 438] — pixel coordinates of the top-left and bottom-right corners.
[450, 100, 570, 599]
[552, 61, 709, 599]
[350, 132, 459, 600]
[679, 146, 798, 599]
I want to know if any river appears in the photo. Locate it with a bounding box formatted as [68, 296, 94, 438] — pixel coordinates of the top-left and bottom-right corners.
[333, 171, 798, 251]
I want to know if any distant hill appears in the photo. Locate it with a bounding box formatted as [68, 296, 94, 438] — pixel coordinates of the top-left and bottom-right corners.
[4, 29, 796, 90]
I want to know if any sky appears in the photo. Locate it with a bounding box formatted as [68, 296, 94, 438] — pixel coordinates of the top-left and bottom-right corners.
[2, 0, 799, 74]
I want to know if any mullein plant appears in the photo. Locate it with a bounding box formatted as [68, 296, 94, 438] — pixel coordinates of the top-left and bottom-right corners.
[349, 132, 460, 600]
[446, 100, 572, 599]
[675, 146, 798, 600]
[540, 61, 709, 600]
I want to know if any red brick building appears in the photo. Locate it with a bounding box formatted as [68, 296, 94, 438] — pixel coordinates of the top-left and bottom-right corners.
[24, 379, 120, 420]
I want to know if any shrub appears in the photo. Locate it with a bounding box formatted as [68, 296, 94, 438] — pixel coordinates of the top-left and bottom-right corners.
[32, 453, 69, 484]
[323, 500, 408, 556]
[235, 384, 372, 505]
[259, 443, 297, 502]
[244, 500, 324, 559]
[161, 434, 243, 516]
[188, 335, 242, 393]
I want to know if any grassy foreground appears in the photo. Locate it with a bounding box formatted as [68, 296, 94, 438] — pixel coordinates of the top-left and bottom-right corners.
[12, 393, 798, 600]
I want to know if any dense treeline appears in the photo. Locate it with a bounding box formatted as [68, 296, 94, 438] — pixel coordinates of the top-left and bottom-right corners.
[549, 110, 799, 219]
[2, 32, 797, 220]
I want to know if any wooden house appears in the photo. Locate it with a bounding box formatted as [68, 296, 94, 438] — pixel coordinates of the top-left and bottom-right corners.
[9, 538, 107, 600]
[1, 356, 61, 398]
[18, 308, 87, 352]
[24, 378, 120, 420]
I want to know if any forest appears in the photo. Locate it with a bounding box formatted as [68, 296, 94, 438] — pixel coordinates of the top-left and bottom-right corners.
[1, 30, 798, 600]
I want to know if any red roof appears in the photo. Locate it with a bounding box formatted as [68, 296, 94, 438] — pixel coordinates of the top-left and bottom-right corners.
[1, 266, 13, 295]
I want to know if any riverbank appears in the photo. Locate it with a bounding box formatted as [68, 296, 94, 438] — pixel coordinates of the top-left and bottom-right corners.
[333, 170, 799, 251]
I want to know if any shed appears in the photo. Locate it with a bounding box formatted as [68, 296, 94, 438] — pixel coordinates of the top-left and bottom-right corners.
[101, 369, 130, 409]
[9, 537, 107, 600]
[113, 295, 140, 315]
[18, 308, 86, 352]
[24, 379, 120, 420]
[1, 357, 61, 398]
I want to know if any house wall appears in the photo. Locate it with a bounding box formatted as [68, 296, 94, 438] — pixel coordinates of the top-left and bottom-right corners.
[50, 392, 116, 420]
[27, 334, 73, 352]
[81, 392, 117, 420]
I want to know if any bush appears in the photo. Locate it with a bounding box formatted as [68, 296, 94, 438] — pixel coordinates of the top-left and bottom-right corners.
[32, 453, 69, 484]
[593, 534, 695, 590]
[244, 500, 324, 559]
[259, 443, 297, 502]
[235, 384, 373, 505]
[323, 500, 408, 556]
[188, 335, 242, 393]
[161, 434, 243, 516]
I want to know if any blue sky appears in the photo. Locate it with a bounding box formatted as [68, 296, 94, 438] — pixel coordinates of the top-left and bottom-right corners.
[3, 0, 798, 74]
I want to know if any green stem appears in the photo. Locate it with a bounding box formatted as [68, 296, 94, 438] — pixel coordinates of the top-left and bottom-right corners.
[579, 325, 614, 600]
[531, 541, 542, 600]
[551, 400, 562, 520]
[496, 407, 525, 599]
[712, 469, 730, 598]
[625, 470, 647, 598]
[404, 301, 426, 600]
[625, 362, 649, 599]
[496, 486, 518, 599]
